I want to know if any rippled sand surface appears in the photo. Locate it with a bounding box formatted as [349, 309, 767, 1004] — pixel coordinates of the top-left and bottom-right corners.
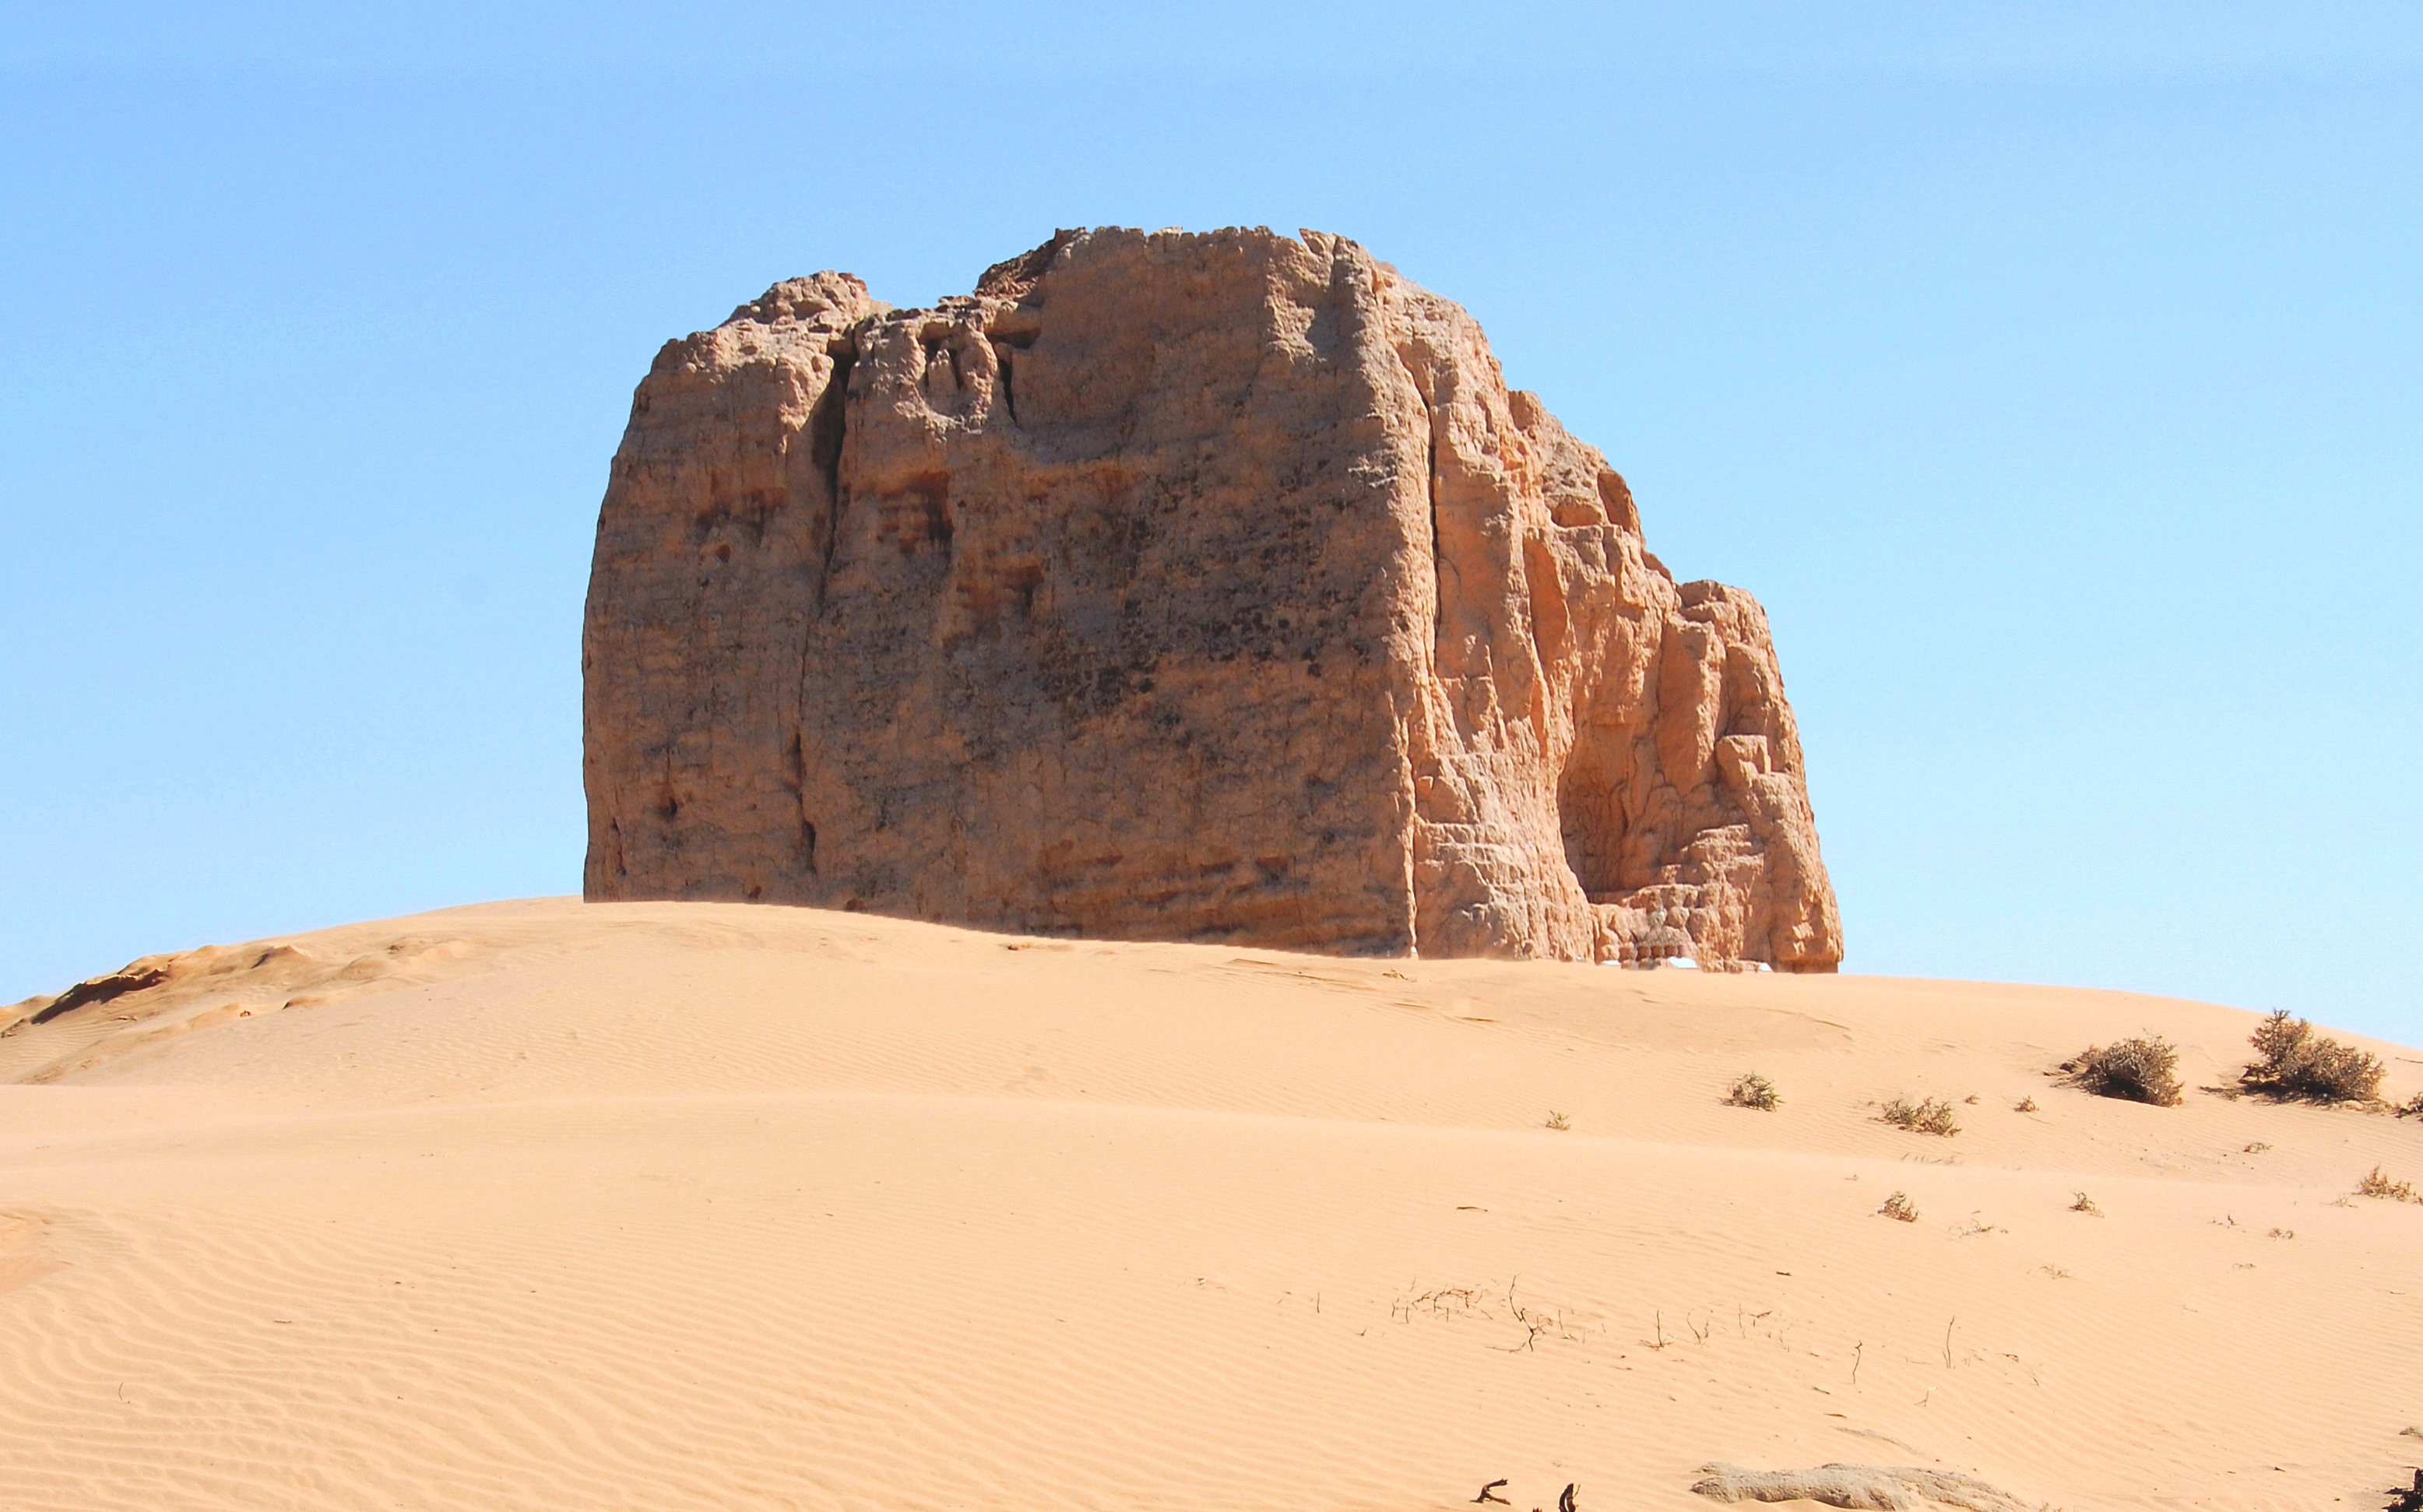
[2, 898, 2416, 1510]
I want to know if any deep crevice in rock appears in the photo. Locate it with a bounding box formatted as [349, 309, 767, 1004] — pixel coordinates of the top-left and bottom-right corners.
[1392, 350, 1441, 633]
[993, 342, 1018, 426]
[810, 343, 855, 598]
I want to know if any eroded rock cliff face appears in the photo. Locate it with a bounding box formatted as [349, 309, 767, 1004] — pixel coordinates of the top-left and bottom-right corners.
[584, 228, 1841, 969]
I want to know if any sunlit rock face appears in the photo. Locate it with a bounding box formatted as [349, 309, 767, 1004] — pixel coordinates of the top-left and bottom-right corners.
[582, 227, 1841, 970]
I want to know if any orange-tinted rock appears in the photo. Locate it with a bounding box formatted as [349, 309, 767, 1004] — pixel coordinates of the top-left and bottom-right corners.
[583, 229, 1842, 969]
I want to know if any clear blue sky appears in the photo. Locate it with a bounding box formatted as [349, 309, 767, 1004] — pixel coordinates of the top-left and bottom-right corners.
[5, 4, 2418, 1043]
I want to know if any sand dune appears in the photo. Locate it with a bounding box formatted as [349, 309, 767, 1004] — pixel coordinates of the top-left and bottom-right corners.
[2, 898, 2418, 1510]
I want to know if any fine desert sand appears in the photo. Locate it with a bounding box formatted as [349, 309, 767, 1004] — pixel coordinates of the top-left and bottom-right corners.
[2, 898, 2418, 1510]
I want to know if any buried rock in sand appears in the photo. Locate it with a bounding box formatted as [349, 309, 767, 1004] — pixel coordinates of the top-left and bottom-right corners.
[1691, 1461, 2045, 1511]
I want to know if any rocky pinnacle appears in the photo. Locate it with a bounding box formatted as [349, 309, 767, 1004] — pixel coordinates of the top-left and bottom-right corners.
[582, 227, 1842, 969]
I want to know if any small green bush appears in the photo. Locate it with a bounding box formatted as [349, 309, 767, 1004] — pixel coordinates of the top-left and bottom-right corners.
[2060, 1036, 2184, 1106]
[1725, 1073, 1781, 1111]
[2241, 1010, 2383, 1104]
[1881, 1095, 1961, 1137]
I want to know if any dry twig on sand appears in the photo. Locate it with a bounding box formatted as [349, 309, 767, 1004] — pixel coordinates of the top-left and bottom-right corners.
[1496, 1281, 1572, 1352]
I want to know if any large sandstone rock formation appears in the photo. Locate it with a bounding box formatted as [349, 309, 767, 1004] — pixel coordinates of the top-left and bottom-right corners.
[583, 228, 1841, 969]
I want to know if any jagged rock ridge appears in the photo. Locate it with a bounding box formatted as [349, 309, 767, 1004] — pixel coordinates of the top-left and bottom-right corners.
[583, 227, 1842, 969]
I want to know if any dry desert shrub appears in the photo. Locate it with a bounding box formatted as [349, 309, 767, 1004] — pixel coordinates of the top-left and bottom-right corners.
[2059, 1036, 2185, 1106]
[1725, 1073, 1781, 1111]
[2356, 1166, 2421, 1204]
[2014, 1095, 2039, 1113]
[1876, 1190, 1920, 1222]
[2070, 1192, 2101, 1215]
[2240, 1010, 2383, 1104]
[1881, 1095, 1961, 1137]
[2400, 1092, 2423, 1120]
[1544, 1109, 1571, 1131]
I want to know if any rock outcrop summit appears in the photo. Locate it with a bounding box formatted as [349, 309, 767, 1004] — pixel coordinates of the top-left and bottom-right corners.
[583, 227, 1841, 969]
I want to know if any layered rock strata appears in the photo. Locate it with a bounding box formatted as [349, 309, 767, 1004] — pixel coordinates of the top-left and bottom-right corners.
[583, 227, 1842, 969]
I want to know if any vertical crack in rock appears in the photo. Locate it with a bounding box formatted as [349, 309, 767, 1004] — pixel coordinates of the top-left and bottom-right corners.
[1423, 401, 1440, 624]
[811, 340, 854, 601]
[798, 339, 856, 885]
[782, 730, 818, 878]
[583, 229, 1841, 969]
[1388, 342, 1445, 635]
[993, 343, 1018, 426]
